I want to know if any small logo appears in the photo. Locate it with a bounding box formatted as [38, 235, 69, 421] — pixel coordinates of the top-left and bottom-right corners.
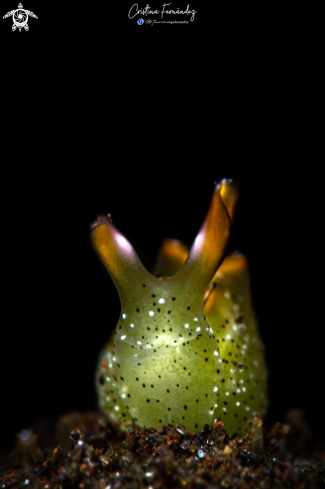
[3, 3, 38, 32]
[137, 18, 144, 25]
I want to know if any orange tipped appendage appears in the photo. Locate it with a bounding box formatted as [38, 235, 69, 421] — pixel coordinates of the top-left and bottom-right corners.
[90, 213, 156, 306]
[152, 239, 189, 277]
[171, 179, 239, 296]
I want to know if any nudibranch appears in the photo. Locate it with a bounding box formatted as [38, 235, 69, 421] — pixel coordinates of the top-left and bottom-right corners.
[90, 180, 268, 435]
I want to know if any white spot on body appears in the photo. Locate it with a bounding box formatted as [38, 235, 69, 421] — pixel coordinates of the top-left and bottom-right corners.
[20, 430, 31, 441]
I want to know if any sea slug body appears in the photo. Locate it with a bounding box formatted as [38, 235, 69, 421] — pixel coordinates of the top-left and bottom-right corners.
[90, 180, 268, 435]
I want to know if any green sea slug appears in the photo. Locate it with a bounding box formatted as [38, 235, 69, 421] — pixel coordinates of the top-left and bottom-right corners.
[90, 179, 268, 435]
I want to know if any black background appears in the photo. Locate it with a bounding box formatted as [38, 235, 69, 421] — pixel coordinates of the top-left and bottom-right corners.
[1, 0, 323, 454]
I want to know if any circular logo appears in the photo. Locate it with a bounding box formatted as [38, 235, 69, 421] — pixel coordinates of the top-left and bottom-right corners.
[137, 18, 144, 25]
[13, 8, 28, 28]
